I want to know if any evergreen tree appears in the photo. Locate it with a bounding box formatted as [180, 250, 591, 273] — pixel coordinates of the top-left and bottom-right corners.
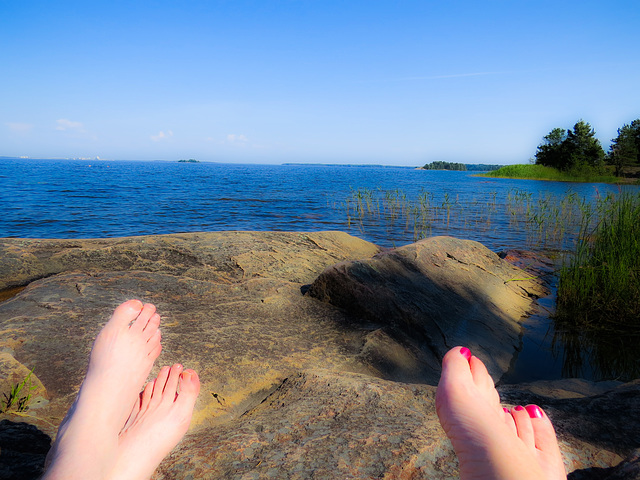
[609, 121, 640, 176]
[535, 121, 604, 172]
[535, 127, 568, 169]
[632, 119, 640, 156]
[564, 120, 605, 171]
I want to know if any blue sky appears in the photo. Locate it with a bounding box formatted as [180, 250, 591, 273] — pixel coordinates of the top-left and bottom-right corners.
[1, 1, 639, 165]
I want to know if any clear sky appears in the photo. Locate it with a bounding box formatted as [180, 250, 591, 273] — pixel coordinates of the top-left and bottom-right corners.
[1, 1, 639, 165]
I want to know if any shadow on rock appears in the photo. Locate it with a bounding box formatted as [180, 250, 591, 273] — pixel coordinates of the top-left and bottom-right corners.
[306, 236, 549, 382]
[0, 419, 51, 480]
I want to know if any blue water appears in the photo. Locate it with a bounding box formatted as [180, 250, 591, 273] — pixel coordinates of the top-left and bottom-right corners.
[2, 157, 639, 382]
[1, 158, 635, 251]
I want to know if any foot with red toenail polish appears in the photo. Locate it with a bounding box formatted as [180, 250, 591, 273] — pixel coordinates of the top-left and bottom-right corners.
[436, 346, 566, 480]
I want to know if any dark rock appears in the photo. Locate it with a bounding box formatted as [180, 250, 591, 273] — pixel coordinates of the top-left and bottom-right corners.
[0, 420, 51, 480]
[569, 450, 640, 480]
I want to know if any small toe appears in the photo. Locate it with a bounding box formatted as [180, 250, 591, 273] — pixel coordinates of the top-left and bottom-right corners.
[511, 405, 535, 449]
[469, 355, 496, 396]
[503, 407, 517, 436]
[150, 366, 171, 406]
[148, 335, 162, 360]
[143, 313, 161, 339]
[163, 364, 183, 400]
[527, 405, 562, 455]
[179, 370, 200, 397]
[130, 303, 157, 333]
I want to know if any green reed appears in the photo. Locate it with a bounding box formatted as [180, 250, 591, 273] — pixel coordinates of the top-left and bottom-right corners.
[549, 192, 640, 380]
[556, 192, 640, 327]
[344, 187, 610, 250]
[343, 187, 640, 380]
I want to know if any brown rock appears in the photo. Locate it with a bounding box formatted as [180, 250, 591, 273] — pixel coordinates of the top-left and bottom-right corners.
[0, 351, 49, 412]
[307, 236, 548, 380]
[0, 231, 637, 479]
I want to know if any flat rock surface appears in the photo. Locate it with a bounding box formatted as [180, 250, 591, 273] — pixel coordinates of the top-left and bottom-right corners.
[0, 231, 637, 479]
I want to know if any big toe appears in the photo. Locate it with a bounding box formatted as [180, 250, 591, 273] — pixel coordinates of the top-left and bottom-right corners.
[109, 300, 144, 328]
[439, 347, 474, 387]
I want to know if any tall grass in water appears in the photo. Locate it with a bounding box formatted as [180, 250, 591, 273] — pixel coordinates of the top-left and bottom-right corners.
[554, 192, 640, 380]
[344, 186, 600, 251]
[557, 192, 640, 325]
[344, 187, 500, 244]
[342, 187, 640, 379]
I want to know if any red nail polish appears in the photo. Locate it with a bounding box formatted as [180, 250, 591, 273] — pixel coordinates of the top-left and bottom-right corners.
[525, 405, 543, 419]
[514, 405, 525, 411]
[503, 407, 509, 413]
[459, 347, 471, 360]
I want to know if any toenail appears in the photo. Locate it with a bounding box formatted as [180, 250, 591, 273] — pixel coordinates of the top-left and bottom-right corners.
[503, 407, 509, 413]
[459, 347, 472, 360]
[525, 405, 543, 419]
[514, 405, 525, 411]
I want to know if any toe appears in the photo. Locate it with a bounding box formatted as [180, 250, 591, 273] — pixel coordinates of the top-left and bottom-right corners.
[512, 405, 535, 449]
[109, 300, 144, 329]
[439, 347, 474, 385]
[130, 303, 157, 333]
[179, 370, 200, 397]
[469, 355, 496, 395]
[146, 327, 162, 351]
[122, 393, 142, 433]
[175, 370, 200, 423]
[526, 405, 562, 455]
[503, 407, 517, 436]
[148, 334, 162, 360]
[163, 364, 184, 401]
[150, 366, 171, 406]
[143, 313, 161, 340]
[140, 381, 155, 411]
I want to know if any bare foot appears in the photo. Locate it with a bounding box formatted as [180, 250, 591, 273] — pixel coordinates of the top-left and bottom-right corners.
[108, 364, 200, 480]
[435, 347, 566, 480]
[44, 300, 162, 480]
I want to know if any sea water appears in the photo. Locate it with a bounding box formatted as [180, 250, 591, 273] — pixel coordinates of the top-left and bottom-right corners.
[0, 158, 632, 249]
[2, 157, 638, 382]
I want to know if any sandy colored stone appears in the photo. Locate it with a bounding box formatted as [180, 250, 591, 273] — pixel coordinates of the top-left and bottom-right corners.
[307, 236, 549, 379]
[0, 231, 637, 479]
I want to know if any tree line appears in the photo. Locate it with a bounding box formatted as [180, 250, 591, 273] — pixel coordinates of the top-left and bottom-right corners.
[535, 119, 640, 176]
[422, 161, 467, 171]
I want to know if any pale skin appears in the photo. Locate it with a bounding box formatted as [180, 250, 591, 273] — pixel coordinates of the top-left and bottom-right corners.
[43, 300, 200, 480]
[436, 346, 566, 480]
[42, 301, 564, 479]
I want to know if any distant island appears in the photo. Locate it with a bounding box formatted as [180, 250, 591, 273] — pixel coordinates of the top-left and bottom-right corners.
[419, 161, 502, 172]
[178, 159, 200, 163]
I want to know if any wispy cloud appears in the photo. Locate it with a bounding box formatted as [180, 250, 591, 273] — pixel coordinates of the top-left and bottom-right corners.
[395, 71, 507, 81]
[151, 130, 173, 142]
[56, 118, 85, 132]
[6, 122, 33, 134]
[227, 134, 248, 143]
[354, 71, 509, 85]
